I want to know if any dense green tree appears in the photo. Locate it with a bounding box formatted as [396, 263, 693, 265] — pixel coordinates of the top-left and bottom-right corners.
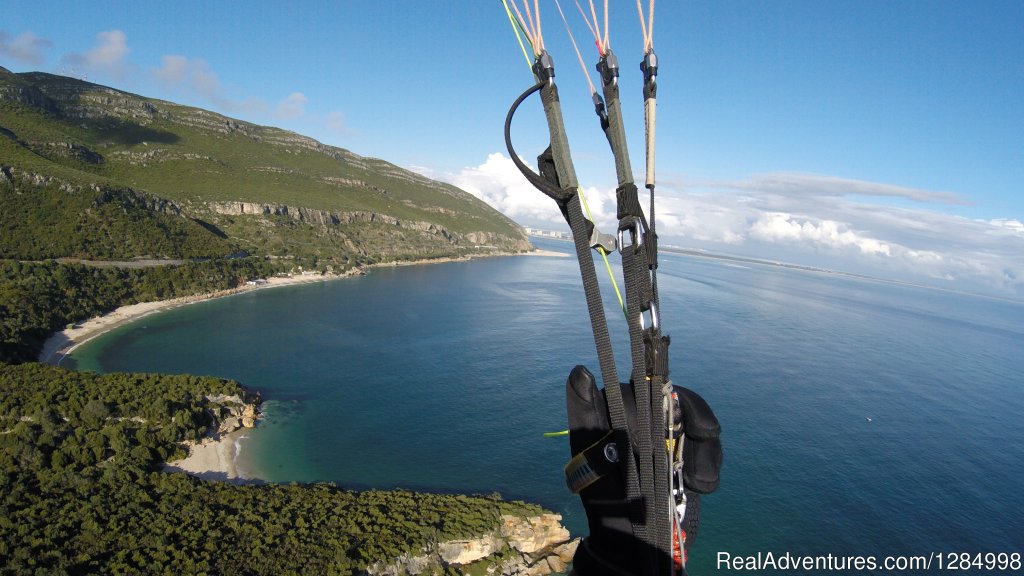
[0, 364, 548, 573]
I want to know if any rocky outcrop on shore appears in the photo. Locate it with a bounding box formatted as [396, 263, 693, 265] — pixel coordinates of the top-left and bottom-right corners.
[205, 393, 262, 434]
[367, 514, 578, 576]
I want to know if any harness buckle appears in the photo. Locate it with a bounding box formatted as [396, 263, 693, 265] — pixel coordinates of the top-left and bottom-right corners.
[590, 226, 617, 254]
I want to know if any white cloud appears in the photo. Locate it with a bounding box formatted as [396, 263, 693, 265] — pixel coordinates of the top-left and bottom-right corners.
[654, 194, 752, 245]
[989, 218, 1024, 235]
[415, 153, 625, 230]
[742, 208, 1022, 292]
[749, 212, 893, 256]
[670, 179, 1023, 294]
[152, 54, 188, 85]
[151, 57, 320, 125]
[728, 172, 967, 205]
[0, 30, 52, 66]
[87, 30, 130, 70]
[429, 153, 571, 225]
[275, 92, 307, 120]
[154, 55, 219, 99]
[48, 30, 342, 139]
[432, 154, 1022, 296]
[326, 111, 347, 134]
[152, 54, 266, 115]
[63, 30, 132, 80]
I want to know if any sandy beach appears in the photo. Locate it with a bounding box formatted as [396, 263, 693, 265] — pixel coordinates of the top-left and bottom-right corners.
[38, 271, 346, 366]
[38, 249, 568, 367]
[162, 428, 260, 484]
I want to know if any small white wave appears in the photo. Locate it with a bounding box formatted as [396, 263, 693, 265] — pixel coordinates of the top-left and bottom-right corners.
[234, 435, 249, 457]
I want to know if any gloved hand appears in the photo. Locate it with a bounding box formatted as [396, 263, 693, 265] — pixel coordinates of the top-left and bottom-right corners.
[565, 365, 722, 575]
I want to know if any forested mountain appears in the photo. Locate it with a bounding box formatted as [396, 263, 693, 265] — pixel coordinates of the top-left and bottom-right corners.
[0, 65, 530, 265]
[0, 65, 532, 362]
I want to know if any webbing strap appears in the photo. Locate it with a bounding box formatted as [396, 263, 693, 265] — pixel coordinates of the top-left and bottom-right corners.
[505, 49, 675, 574]
[640, 55, 672, 560]
[562, 157, 645, 539]
[542, 84, 648, 552]
[600, 49, 673, 573]
[504, 56, 646, 543]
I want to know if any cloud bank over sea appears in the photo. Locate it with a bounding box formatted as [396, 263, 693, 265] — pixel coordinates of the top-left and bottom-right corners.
[416, 154, 1023, 298]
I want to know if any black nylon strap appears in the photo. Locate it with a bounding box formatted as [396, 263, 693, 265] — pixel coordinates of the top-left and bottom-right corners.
[645, 333, 671, 377]
[616, 183, 645, 220]
[530, 67, 648, 548]
[622, 239, 662, 569]
[601, 49, 674, 572]
[564, 195, 642, 498]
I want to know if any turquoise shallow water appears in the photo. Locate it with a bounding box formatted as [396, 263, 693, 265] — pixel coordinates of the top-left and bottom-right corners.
[70, 239, 1024, 573]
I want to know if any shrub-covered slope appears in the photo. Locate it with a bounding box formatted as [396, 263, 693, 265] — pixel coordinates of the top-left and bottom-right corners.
[0, 65, 530, 265]
[0, 363, 550, 574]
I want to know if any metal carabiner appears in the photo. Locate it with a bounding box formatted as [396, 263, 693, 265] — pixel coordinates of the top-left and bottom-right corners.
[616, 217, 647, 254]
[640, 300, 660, 332]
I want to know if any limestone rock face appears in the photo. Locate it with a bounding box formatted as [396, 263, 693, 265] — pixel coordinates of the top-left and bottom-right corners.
[205, 201, 530, 252]
[500, 514, 571, 555]
[205, 393, 262, 435]
[465, 231, 533, 251]
[404, 554, 432, 575]
[437, 535, 500, 565]
[367, 514, 578, 576]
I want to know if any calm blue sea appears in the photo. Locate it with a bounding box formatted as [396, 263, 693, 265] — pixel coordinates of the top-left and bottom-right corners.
[70, 238, 1024, 573]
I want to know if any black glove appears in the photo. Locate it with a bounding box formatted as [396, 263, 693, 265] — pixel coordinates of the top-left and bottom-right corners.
[565, 365, 722, 575]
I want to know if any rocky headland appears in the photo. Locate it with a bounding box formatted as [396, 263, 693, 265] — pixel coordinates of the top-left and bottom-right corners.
[368, 513, 578, 576]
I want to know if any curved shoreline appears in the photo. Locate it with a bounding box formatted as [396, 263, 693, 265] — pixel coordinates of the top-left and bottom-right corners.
[38, 249, 568, 482]
[38, 249, 568, 368]
[38, 271, 351, 366]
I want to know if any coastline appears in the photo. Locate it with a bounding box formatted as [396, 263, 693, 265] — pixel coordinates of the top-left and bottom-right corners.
[38, 271, 349, 366]
[38, 248, 567, 482]
[38, 249, 568, 368]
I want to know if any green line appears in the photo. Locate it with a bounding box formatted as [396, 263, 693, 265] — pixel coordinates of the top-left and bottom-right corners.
[578, 189, 627, 319]
[502, 0, 534, 71]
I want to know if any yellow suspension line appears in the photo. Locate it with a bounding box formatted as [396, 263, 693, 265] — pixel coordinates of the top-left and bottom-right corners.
[502, 0, 535, 70]
[578, 189, 626, 318]
[502, 0, 626, 319]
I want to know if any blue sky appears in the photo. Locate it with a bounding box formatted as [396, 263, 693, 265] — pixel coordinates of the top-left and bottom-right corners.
[3, 1, 1022, 297]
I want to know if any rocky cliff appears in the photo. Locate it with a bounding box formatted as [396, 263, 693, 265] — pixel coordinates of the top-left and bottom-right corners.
[205, 392, 262, 434]
[208, 201, 530, 251]
[2, 163, 531, 263]
[368, 514, 578, 576]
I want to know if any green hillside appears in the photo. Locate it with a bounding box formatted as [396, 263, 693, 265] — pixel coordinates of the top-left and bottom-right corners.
[0, 66, 530, 266]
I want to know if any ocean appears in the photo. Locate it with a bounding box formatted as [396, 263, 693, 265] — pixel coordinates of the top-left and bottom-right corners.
[69, 238, 1024, 574]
